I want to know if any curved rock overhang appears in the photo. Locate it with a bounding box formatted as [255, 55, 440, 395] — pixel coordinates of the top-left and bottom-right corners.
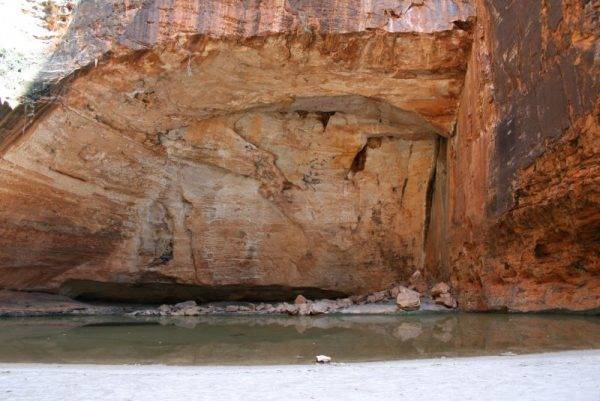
[0, 0, 475, 302]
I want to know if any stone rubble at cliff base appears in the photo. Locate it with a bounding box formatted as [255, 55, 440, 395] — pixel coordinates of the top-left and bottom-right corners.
[127, 282, 457, 317]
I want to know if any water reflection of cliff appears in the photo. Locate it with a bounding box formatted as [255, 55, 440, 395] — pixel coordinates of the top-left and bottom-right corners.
[0, 314, 599, 365]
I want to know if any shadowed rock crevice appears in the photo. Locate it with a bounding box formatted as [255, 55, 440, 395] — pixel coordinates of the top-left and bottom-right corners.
[316, 111, 336, 128]
[349, 142, 368, 174]
[423, 137, 441, 246]
[348, 137, 384, 176]
[58, 280, 348, 304]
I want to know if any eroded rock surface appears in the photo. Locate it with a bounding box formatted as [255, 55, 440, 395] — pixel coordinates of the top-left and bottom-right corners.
[1, 0, 597, 312]
[0, 0, 474, 301]
[436, 0, 600, 312]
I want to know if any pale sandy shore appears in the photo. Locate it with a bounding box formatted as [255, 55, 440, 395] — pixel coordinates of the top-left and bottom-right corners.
[1, 350, 599, 401]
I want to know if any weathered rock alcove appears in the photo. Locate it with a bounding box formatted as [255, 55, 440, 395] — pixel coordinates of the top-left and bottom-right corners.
[0, 1, 474, 302]
[4, 1, 596, 310]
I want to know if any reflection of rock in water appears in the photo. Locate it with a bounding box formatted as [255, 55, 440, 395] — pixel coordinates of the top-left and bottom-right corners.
[433, 317, 457, 343]
[394, 323, 423, 342]
[0, 314, 598, 365]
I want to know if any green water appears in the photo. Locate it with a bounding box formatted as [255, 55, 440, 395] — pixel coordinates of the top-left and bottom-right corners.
[0, 313, 598, 365]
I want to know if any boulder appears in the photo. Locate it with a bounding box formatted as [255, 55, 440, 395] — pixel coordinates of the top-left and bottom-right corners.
[310, 299, 341, 315]
[255, 303, 269, 311]
[182, 307, 201, 316]
[366, 290, 389, 304]
[167, 300, 200, 316]
[434, 293, 458, 309]
[174, 300, 197, 309]
[294, 295, 309, 305]
[395, 287, 421, 311]
[431, 282, 451, 297]
[173, 305, 200, 316]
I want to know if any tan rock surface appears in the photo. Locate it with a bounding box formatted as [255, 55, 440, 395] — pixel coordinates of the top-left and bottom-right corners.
[1, 1, 596, 312]
[0, 0, 474, 302]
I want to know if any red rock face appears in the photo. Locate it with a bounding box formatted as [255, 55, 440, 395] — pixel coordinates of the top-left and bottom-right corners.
[438, 0, 600, 312]
[0, 0, 598, 310]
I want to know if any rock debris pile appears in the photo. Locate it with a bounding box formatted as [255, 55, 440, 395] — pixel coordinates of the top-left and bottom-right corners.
[129, 282, 457, 317]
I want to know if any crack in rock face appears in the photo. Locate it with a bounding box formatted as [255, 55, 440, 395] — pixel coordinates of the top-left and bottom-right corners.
[0, 0, 475, 301]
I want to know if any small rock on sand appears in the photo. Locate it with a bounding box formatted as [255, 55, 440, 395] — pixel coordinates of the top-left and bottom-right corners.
[316, 355, 332, 363]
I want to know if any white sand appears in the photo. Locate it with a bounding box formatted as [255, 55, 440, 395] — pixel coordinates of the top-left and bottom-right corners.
[1, 350, 599, 401]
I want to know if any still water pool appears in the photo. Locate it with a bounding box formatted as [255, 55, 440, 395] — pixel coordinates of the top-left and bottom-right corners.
[0, 313, 598, 365]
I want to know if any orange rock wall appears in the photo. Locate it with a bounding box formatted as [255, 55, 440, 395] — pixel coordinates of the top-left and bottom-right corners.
[441, 0, 599, 311]
[1, 0, 598, 310]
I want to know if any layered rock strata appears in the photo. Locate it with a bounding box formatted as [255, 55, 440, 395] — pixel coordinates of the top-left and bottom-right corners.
[1, 1, 598, 312]
[0, 0, 475, 302]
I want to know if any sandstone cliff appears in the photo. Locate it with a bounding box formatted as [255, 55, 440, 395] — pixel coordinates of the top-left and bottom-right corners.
[0, 0, 597, 311]
[436, 0, 599, 312]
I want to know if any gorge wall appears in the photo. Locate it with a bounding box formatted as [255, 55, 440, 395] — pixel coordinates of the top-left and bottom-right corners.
[437, 0, 600, 312]
[0, 0, 598, 311]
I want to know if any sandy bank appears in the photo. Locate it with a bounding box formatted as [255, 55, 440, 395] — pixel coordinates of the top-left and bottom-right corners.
[1, 350, 599, 401]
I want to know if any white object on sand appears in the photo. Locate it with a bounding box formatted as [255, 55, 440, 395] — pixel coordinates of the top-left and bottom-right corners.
[315, 355, 332, 363]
